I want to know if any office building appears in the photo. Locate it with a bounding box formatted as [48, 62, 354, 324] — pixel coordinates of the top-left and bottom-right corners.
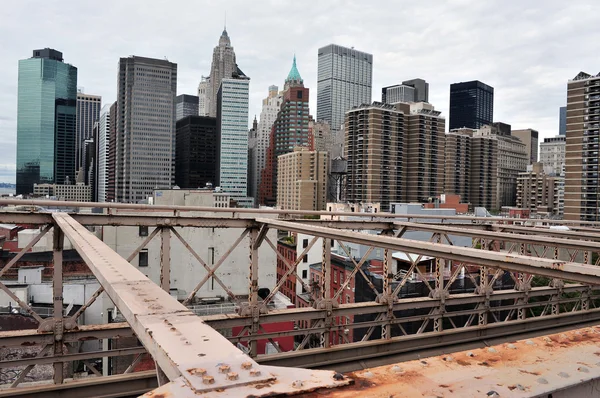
[345, 102, 404, 210]
[198, 76, 209, 116]
[540, 135, 566, 176]
[175, 94, 199, 121]
[97, 105, 111, 202]
[474, 124, 528, 208]
[33, 183, 92, 202]
[259, 57, 311, 206]
[470, 133, 499, 210]
[115, 56, 177, 203]
[512, 128, 539, 163]
[517, 162, 563, 217]
[317, 44, 373, 130]
[277, 147, 328, 211]
[247, 117, 258, 202]
[311, 120, 334, 154]
[106, 102, 117, 202]
[381, 84, 415, 104]
[16, 48, 78, 195]
[449, 80, 494, 130]
[175, 116, 217, 189]
[564, 71, 600, 221]
[76, 91, 101, 172]
[253, 85, 282, 204]
[445, 129, 472, 203]
[206, 28, 241, 117]
[402, 78, 429, 103]
[216, 75, 251, 206]
[400, 102, 446, 203]
[559, 106, 567, 136]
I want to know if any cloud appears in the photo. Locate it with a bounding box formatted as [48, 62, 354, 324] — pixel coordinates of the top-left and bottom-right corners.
[0, 0, 599, 179]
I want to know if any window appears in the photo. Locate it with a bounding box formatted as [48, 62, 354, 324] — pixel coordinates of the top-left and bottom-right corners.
[139, 251, 148, 267]
[139, 226, 149, 237]
[303, 239, 308, 248]
[334, 270, 337, 283]
[303, 255, 308, 263]
[302, 270, 308, 279]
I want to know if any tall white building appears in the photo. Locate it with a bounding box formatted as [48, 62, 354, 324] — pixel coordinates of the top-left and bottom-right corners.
[76, 91, 101, 171]
[206, 29, 239, 118]
[317, 44, 373, 131]
[97, 104, 111, 202]
[217, 76, 251, 207]
[253, 85, 282, 203]
[540, 135, 566, 176]
[197, 76, 210, 116]
[116, 56, 177, 203]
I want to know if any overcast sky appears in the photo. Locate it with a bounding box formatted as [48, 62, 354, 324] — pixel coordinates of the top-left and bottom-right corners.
[0, 0, 598, 183]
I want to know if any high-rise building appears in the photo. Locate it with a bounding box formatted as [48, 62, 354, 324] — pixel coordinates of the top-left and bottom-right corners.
[402, 78, 429, 103]
[247, 116, 258, 202]
[175, 94, 199, 121]
[559, 106, 567, 136]
[277, 147, 328, 211]
[517, 162, 563, 217]
[97, 104, 111, 202]
[540, 135, 565, 176]
[381, 84, 415, 104]
[216, 75, 251, 206]
[175, 116, 217, 189]
[399, 102, 446, 203]
[445, 129, 472, 203]
[106, 102, 117, 202]
[259, 57, 311, 206]
[76, 91, 101, 171]
[449, 80, 494, 130]
[345, 102, 404, 210]
[16, 48, 78, 195]
[317, 44, 373, 130]
[198, 76, 210, 116]
[115, 56, 177, 203]
[253, 85, 283, 204]
[512, 128, 539, 164]
[311, 120, 334, 154]
[564, 71, 600, 221]
[206, 28, 241, 118]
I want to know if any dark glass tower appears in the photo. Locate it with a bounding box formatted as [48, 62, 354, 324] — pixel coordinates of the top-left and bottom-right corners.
[175, 116, 217, 189]
[16, 48, 77, 194]
[449, 80, 494, 130]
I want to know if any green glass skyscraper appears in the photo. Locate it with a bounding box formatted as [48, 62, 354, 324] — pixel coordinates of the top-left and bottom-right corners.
[16, 48, 78, 195]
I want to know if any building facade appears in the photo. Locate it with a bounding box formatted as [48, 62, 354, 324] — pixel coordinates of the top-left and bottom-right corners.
[381, 84, 415, 104]
[317, 44, 373, 131]
[76, 91, 101, 172]
[197, 76, 209, 116]
[277, 147, 328, 211]
[517, 162, 564, 217]
[175, 94, 199, 121]
[559, 106, 567, 136]
[449, 80, 494, 130]
[33, 183, 92, 202]
[97, 105, 111, 202]
[16, 48, 78, 195]
[512, 128, 539, 164]
[345, 103, 404, 210]
[259, 57, 311, 206]
[115, 56, 177, 203]
[540, 135, 566, 176]
[106, 102, 117, 202]
[206, 29, 240, 118]
[564, 71, 600, 221]
[402, 78, 429, 103]
[175, 116, 217, 189]
[216, 76, 251, 206]
[445, 129, 472, 203]
[247, 117, 258, 202]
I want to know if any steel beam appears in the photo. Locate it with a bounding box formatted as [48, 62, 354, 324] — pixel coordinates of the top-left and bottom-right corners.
[259, 218, 600, 285]
[0, 347, 145, 368]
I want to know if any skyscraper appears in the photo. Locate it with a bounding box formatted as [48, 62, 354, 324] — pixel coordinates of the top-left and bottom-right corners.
[564, 71, 600, 221]
[175, 116, 217, 189]
[317, 44, 373, 131]
[106, 101, 117, 202]
[198, 76, 210, 116]
[76, 91, 101, 171]
[559, 106, 567, 136]
[205, 28, 240, 117]
[175, 94, 199, 121]
[402, 78, 429, 103]
[115, 56, 177, 203]
[97, 104, 111, 202]
[381, 84, 415, 104]
[512, 128, 539, 164]
[449, 80, 494, 130]
[277, 147, 328, 211]
[216, 75, 251, 206]
[259, 56, 311, 206]
[16, 48, 77, 195]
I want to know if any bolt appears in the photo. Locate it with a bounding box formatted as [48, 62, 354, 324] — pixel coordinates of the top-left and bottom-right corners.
[203, 375, 215, 385]
[250, 369, 261, 377]
[537, 377, 548, 385]
[227, 372, 239, 380]
[487, 347, 498, 353]
[578, 366, 590, 373]
[219, 365, 230, 373]
[188, 368, 207, 376]
[558, 372, 570, 378]
[241, 362, 253, 369]
[467, 352, 475, 357]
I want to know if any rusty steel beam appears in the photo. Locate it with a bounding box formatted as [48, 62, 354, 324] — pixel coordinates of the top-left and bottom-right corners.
[0, 347, 145, 368]
[51, 213, 348, 396]
[491, 224, 600, 241]
[260, 219, 600, 285]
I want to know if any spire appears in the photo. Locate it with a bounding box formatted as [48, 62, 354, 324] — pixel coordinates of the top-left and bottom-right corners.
[285, 54, 303, 85]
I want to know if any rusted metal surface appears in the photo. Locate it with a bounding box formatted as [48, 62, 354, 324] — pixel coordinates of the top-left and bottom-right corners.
[304, 325, 600, 397]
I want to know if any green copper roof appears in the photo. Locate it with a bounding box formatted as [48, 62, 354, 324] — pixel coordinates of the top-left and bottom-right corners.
[286, 55, 303, 83]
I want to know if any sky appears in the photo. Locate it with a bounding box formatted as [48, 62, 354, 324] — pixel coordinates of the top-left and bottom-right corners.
[0, 0, 599, 184]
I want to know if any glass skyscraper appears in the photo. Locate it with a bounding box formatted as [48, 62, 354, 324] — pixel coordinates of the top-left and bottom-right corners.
[16, 48, 78, 195]
[317, 44, 373, 131]
[449, 80, 494, 130]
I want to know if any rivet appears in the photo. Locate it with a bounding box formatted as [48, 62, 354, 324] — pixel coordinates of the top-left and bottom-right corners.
[467, 352, 475, 357]
[506, 344, 517, 349]
[227, 372, 239, 380]
[558, 372, 570, 378]
[219, 365, 230, 373]
[250, 369, 261, 377]
[203, 375, 215, 384]
[241, 362, 253, 369]
[292, 380, 304, 388]
[537, 377, 548, 384]
[487, 347, 498, 353]
[578, 366, 590, 373]
[188, 368, 206, 376]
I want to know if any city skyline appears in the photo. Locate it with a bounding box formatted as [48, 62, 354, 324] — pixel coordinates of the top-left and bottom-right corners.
[0, 1, 599, 183]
